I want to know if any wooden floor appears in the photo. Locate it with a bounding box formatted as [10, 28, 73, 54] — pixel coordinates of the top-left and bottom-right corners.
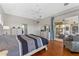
[33, 40, 79, 56]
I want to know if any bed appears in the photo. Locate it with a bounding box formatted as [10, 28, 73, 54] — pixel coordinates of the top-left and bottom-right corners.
[0, 34, 48, 56]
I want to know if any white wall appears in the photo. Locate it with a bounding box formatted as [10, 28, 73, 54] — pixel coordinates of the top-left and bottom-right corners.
[39, 17, 51, 39]
[0, 5, 5, 25]
[3, 14, 40, 35]
[0, 5, 51, 36]
[0, 5, 40, 35]
[0, 5, 6, 35]
[39, 17, 51, 30]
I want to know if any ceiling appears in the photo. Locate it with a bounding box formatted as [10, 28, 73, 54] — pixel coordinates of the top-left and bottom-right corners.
[1, 3, 79, 20]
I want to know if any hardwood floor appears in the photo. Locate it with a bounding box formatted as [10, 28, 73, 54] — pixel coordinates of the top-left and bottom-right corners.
[33, 40, 79, 56]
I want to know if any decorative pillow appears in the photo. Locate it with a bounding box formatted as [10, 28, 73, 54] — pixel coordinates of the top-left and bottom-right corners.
[66, 35, 73, 41]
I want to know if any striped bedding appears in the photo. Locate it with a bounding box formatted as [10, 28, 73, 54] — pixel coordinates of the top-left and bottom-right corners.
[17, 35, 48, 55]
[0, 35, 48, 56]
[29, 34, 48, 45]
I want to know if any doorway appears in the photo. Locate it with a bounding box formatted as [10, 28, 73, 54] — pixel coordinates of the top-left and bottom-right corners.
[54, 16, 79, 41]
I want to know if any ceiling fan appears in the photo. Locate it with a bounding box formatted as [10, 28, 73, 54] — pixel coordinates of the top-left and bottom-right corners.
[64, 3, 69, 6]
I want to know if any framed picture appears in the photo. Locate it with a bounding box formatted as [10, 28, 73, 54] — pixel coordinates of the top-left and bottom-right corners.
[65, 26, 69, 31]
[72, 25, 78, 34]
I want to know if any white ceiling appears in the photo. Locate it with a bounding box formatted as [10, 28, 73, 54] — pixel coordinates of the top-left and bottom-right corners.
[1, 3, 79, 20]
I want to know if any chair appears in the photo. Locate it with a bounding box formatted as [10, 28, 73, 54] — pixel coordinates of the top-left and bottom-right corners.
[63, 35, 79, 52]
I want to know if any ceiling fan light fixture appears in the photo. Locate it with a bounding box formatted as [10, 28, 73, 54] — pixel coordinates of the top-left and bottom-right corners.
[64, 3, 69, 6]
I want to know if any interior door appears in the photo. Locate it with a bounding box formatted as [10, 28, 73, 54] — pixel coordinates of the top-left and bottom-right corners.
[23, 24, 27, 35]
